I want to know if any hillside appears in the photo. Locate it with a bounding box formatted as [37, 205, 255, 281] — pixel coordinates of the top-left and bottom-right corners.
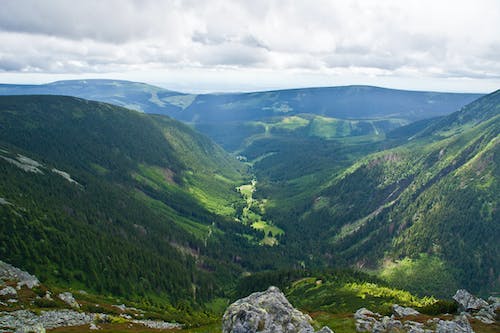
[0, 95, 278, 307]
[0, 80, 184, 115]
[0, 80, 483, 151]
[265, 90, 499, 296]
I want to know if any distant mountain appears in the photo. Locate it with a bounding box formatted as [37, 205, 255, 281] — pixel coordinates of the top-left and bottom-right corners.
[268, 90, 499, 295]
[0, 79, 185, 114]
[0, 80, 483, 151]
[0, 95, 278, 305]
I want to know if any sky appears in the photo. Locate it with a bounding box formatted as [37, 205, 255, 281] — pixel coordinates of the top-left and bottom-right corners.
[0, 0, 499, 93]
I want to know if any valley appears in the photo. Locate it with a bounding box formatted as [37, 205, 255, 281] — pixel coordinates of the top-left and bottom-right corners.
[0, 84, 498, 332]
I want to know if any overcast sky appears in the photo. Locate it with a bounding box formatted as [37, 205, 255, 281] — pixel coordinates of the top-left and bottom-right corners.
[0, 0, 499, 93]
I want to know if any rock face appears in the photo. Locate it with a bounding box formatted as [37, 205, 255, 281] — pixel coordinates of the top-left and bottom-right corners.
[0, 261, 39, 289]
[453, 290, 488, 312]
[222, 286, 331, 333]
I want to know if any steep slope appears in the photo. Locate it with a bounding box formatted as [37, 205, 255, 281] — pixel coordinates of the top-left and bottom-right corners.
[286, 91, 499, 295]
[0, 95, 270, 306]
[0, 81, 483, 151]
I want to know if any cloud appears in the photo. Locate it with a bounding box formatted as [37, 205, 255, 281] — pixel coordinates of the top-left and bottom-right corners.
[0, 0, 499, 87]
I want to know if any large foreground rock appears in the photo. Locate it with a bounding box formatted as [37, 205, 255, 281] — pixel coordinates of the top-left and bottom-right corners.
[222, 286, 331, 333]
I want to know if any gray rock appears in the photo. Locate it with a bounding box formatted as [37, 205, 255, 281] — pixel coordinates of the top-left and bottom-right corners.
[435, 314, 474, 333]
[15, 323, 45, 333]
[58, 292, 79, 309]
[393, 304, 420, 318]
[316, 327, 333, 333]
[43, 291, 52, 301]
[0, 287, 17, 297]
[355, 318, 376, 332]
[476, 308, 495, 320]
[223, 286, 329, 333]
[404, 321, 425, 333]
[452, 290, 488, 312]
[89, 322, 100, 330]
[487, 296, 499, 304]
[355, 308, 379, 320]
[132, 319, 182, 330]
[0, 309, 97, 331]
[0, 261, 39, 289]
[354, 308, 382, 332]
[473, 315, 494, 324]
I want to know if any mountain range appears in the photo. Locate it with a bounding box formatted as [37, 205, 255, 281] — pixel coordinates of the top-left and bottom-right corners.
[0, 80, 483, 151]
[0, 81, 498, 310]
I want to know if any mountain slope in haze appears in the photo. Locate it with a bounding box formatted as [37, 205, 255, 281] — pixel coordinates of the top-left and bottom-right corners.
[279, 90, 499, 296]
[0, 79, 185, 115]
[0, 95, 275, 306]
[0, 80, 483, 151]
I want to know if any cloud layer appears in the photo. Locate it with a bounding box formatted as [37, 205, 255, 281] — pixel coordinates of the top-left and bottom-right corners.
[0, 0, 499, 91]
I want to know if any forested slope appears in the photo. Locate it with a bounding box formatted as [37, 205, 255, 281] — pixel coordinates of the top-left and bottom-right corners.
[0, 95, 271, 306]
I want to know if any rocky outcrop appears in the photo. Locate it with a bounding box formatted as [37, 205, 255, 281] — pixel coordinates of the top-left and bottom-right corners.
[131, 319, 182, 330]
[452, 289, 498, 324]
[354, 307, 475, 333]
[435, 315, 473, 333]
[392, 304, 420, 318]
[0, 310, 95, 332]
[0, 287, 17, 297]
[222, 286, 332, 333]
[0, 261, 39, 289]
[58, 292, 80, 309]
[14, 323, 45, 333]
[354, 307, 425, 333]
[452, 290, 488, 312]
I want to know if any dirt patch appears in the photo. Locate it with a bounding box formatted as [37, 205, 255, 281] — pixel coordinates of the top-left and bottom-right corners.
[163, 168, 176, 185]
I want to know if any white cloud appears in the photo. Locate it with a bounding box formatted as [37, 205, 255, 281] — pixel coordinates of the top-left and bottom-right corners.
[0, 0, 499, 92]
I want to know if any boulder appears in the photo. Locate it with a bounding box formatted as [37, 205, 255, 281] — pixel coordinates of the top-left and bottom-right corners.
[0, 286, 17, 297]
[355, 308, 378, 320]
[58, 292, 79, 309]
[392, 304, 420, 318]
[473, 308, 495, 324]
[452, 290, 488, 312]
[222, 286, 331, 333]
[435, 314, 474, 333]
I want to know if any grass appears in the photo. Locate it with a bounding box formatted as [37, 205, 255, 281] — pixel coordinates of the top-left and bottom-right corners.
[310, 312, 356, 333]
[251, 221, 284, 237]
[273, 116, 309, 130]
[236, 180, 284, 245]
[286, 277, 437, 315]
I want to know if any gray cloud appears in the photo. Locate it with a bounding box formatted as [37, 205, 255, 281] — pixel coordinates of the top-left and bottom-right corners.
[0, 0, 499, 87]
